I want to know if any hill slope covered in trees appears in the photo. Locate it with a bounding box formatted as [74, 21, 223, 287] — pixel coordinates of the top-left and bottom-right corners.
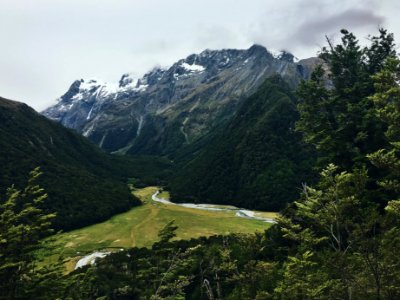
[0, 97, 140, 230]
[169, 76, 316, 211]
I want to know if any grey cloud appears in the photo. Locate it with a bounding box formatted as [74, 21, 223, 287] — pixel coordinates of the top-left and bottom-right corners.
[292, 8, 385, 45]
[245, 1, 386, 58]
[194, 25, 246, 50]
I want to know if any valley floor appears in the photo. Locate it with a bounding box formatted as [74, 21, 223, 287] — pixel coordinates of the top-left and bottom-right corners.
[46, 186, 277, 271]
[152, 190, 277, 222]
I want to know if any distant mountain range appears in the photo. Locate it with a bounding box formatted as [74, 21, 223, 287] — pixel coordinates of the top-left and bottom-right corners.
[43, 45, 320, 157]
[39, 45, 322, 211]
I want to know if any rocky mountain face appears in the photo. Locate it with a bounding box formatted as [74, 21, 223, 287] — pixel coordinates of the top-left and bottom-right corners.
[43, 45, 320, 156]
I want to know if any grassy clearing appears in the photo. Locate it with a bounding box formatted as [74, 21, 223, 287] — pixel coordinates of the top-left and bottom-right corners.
[47, 187, 277, 270]
[253, 211, 279, 218]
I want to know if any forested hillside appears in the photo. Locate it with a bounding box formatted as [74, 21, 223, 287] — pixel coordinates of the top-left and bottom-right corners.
[0, 97, 140, 230]
[170, 76, 316, 211]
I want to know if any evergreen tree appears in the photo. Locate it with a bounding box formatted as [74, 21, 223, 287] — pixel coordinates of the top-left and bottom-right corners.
[155, 220, 179, 246]
[277, 163, 400, 299]
[367, 57, 400, 299]
[151, 221, 194, 300]
[297, 28, 396, 170]
[279, 30, 400, 298]
[368, 57, 400, 208]
[277, 164, 369, 298]
[0, 168, 56, 299]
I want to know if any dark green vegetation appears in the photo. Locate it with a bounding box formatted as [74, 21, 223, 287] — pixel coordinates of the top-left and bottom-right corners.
[296, 29, 395, 171]
[0, 168, 60, 299]
[169, 76, 316, 211]
[67, 227, 281, 299]
[296, 29, 396, 207]
[124, 155, 173, 187]
[2, 28, 400, 299]
[0, 97, 141, 230]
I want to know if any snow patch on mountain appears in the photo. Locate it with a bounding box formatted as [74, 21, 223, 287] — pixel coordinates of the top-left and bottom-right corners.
[181, 62, 205, 72]
[132, 83, 149, 92]
[86, 106, 94, 120]
[60, 76, 150, 109]
[82, 123, 95, 137]
[58, 103, 74, 111]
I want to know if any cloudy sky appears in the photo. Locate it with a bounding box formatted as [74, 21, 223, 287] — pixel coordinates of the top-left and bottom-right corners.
[1, 0, 398, 110]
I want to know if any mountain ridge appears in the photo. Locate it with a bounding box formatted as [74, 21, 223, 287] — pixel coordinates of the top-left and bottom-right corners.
[42, 45, 321, 157]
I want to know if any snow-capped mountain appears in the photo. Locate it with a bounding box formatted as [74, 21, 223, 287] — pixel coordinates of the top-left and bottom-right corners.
[42, 45, 320, 156]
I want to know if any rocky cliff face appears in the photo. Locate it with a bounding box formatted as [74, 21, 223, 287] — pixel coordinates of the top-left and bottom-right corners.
[42, 45, 320, 156]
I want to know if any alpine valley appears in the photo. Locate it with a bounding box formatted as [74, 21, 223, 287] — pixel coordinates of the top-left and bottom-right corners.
[3, 27, 400, 299]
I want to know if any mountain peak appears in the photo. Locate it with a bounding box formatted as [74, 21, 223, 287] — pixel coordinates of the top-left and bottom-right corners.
[119, 73, 135, 88]
[276, 50, 297, 63]
[58, 79, 83, 103]
[247, 44, 269, 55]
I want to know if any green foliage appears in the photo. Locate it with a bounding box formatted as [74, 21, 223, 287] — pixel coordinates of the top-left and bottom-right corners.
[277, 28, 400, 299]
[0, 168, 64, 299]
[366, 57, 400, 299]
[275, 250, 340, 299]
[170, 76, 316, 211]
[277, 163, 400, 299]
[368, 57, 400, 206]
[297, 28, 396, 169]
[125, 155, 173, 187]
[156, 220, 179, 246]
[59, 233, 280, 300]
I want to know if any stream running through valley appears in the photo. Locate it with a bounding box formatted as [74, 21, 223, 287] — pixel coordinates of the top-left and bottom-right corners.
[151, 191, 277, 224]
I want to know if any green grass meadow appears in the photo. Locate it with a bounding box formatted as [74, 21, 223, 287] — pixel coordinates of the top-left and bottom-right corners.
[46, 187, 277, 271]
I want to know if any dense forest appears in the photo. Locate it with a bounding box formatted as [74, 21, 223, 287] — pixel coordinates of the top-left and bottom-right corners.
[1, 28, 400, 299]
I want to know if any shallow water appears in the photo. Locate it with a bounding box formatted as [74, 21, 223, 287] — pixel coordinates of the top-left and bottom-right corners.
[152, 191, 276, 223]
